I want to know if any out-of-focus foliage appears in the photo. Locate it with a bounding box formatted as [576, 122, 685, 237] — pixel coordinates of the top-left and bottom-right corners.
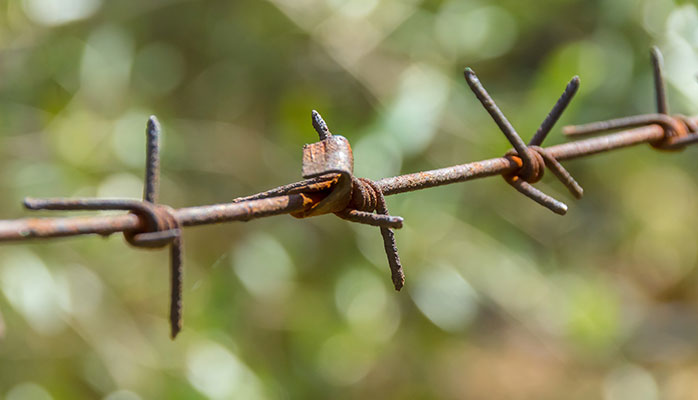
[1, 0, 698, 398]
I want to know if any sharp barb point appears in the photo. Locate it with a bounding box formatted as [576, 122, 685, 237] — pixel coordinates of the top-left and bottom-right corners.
[23, 197, 39, 210]
[650, 46, 668, 115]
[505, 176, 568, 215]
[148, 115, 161, 132]
[169, 238, 183, 340]
[311, 110, 331, 140]
[463, 66, 531, 167]
[144, 116, 162, 204]
[529, 75, 581, 146]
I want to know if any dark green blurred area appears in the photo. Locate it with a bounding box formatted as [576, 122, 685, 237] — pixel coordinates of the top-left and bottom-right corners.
[1, 0, 698, 399]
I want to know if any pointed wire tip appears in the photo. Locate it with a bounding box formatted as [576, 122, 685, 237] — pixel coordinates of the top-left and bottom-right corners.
[562, 76, 580, 99]
[650, 46, 664, 69]
[311, 110, 331, 140]
[529, 75, 582, 147]
[562, 125, 579, 135]
[463, 67, 477, 82]
[147, 115, 161, 135]
[23, 197, 40, 209]
[393, 277, 404, 291]
[555, 204, 568, 215]
[650, 45, 663, 59]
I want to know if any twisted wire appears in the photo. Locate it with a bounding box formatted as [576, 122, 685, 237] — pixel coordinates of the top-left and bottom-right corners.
[1, 47, 697, 338]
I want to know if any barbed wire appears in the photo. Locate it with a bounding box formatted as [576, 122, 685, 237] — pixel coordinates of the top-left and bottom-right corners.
[1, 47, 697, 339]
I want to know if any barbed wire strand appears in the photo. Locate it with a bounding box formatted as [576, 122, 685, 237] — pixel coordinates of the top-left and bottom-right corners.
[1, 47, 697, 339]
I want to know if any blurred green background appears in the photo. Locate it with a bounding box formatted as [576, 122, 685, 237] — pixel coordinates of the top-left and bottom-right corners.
[1, 0, 698, 398]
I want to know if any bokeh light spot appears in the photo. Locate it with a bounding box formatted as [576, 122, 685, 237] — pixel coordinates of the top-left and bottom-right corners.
[335, 268, 400, 341]
[232, 233, 296, 300]
[0, 250, 65, 335]
[410, 264, 478, 332]
[22, 0, 101, 26]
[603, 364, 658, 400]
[6, 382, 53, 400]
[186, 341, 264, 400]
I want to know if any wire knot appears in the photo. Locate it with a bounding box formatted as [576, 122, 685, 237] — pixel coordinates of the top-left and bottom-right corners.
[504, 147, 545, 184]
[235, 111, 407, 290]
[651, 114, 694, 151]
[336, 177, 405, 290]
[464, 68, 583, 215]
[347, 176, 379, 212]
[23, 117, 185, 340]
[123, 203, 181, 248]
[563, 47, 698, 151]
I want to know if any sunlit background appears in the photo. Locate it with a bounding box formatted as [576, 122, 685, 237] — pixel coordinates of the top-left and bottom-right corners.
[1, 0, 698, 398]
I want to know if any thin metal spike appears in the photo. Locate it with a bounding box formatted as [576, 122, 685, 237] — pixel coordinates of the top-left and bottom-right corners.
[529, 76, 580, 146]
[24, 197, 144, 212]
[311, 110, 331, 140]
[144, 116, 161, 204]
[464, 68, 533, 169]
[504, 175, 568, 215]
[232, 176, 336, 203]
[132, 229, 181, 247]
[380, 225, 404, 291]
[170, 237, 183, 339]
[563, 114, 676, 136]
[650, 46, 668, 115]
[533, 148, 584, 199]
[335, 209, 403, 229]
[362, 179, 405, 291]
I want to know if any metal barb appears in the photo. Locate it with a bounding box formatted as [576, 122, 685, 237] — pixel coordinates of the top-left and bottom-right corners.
[169, 228, 183, 339]
[503, 175, 568, 215]
[361, 178, 405, 291]
[311, 110, 332, 140]
[144, 116, 161, 204]
[563, 113, 680, 137]
[651, 46, 668, 115]
[529, 76, 580, 146]
[464, 68, 582, 214]
[24, 116, 185, 340]
[531, 147, 583, 199]
[562, 46, 698, 151]
[335, 209, 403, 229]
[464, 68, 533, 169]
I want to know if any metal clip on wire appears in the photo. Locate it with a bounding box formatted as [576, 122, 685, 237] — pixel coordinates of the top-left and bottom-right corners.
[463, 68, 584, 215]
[23, 117, 185, 339]
[563, 46, 698, 150]
[232, 111, 406, 290]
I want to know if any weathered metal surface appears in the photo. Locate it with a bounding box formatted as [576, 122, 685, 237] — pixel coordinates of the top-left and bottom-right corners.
[302, 136, 354, 179]
[296, 118, 354, 217]
[464, 67, 534, 171]
[144, 116, 161, 204]
[530, 76, 580, 146]
[177, 194, 311, 226]
[0, 213, 142, 240]
[376, 156, 518, 195]
[651, 46, 668, 115]
[0, 46, 697, 338]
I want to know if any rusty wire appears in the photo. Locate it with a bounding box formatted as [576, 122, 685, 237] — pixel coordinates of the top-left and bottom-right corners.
[1, 47, 697, 339]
